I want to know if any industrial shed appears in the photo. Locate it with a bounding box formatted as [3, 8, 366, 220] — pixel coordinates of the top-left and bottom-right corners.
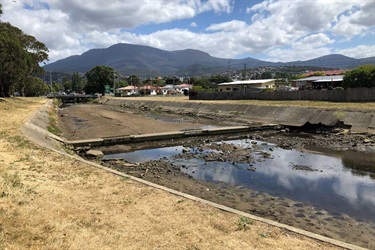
[217, 79, 276, 92]
[292, 75, 344, 89]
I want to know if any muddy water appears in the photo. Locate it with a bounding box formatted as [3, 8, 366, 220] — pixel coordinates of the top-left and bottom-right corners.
[104, 138, 375, 224]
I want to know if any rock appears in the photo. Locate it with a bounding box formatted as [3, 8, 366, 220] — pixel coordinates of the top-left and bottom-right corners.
[363, 138, 372, 144]
[182, 148, 189, 153]
[247, 166, 256, 171]
[86, 149, 104, 158]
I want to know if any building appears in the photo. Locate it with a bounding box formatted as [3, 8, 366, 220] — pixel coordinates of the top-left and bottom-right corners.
[217, 79, 276, 92]
[161, 84, 192, 95]
[292, 75, 344, 89]
[117, 86, 138, 95]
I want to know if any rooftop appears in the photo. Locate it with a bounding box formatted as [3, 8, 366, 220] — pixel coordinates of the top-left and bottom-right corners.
[294, 75, 344, 82]
[218, 79, 275, 86]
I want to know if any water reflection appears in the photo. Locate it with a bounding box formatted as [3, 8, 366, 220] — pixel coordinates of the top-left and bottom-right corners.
[104, 139, 375, 222]
[103, 146, 184, 162]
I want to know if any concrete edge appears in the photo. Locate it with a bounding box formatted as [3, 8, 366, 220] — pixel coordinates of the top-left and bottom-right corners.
[21, 102, 368, 250]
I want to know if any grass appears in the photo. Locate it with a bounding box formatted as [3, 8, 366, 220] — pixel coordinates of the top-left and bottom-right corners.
[3, 173, 23, 189]
[334, 111, 346, 120]
[47, 99, 61, 135]
[236, 216, 253, 231]
[7, 135, 33, 149]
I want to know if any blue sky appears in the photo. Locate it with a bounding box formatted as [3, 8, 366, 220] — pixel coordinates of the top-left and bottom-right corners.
[2, 0, 374, 63]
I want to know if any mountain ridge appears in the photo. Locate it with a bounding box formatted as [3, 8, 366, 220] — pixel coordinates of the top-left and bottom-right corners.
[43, 43, 375, 76]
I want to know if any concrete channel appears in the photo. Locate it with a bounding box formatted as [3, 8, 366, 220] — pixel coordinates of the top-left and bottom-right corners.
[21, 100, 369, 250]
[102, 98, 375, 134]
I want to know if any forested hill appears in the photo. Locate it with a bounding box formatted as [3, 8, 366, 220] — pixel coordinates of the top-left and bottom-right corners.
[43, 43, 375, 76]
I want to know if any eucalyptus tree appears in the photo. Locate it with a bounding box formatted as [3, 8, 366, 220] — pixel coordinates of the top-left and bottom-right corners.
[0, 21, 48, 97]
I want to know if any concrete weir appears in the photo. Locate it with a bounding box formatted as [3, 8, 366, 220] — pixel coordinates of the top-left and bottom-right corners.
[67, 125, 279, 147]
[102, 98, 375, 134]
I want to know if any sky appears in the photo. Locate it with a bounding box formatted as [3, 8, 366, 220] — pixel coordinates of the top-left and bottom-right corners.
[1, 0, 375, 64]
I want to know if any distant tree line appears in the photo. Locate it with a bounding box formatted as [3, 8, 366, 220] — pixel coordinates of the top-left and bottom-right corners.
[0, 4, 49, 97]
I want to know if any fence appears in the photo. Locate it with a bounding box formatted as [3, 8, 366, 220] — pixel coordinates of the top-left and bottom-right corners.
[189, 88, 375, 102]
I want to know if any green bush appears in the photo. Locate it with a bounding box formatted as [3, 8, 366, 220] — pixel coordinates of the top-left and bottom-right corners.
[343, 65, 375, 88]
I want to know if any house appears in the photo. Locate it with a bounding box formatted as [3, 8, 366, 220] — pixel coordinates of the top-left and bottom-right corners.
[217, 79, 276, 92]
[161, 85, 176, 95]
[139, 85, 158, 95]
[161, 84, 191, 95]
[117, 86, 138, 95]
[292, 75, 344, 89]
[175, 83, 192, 95]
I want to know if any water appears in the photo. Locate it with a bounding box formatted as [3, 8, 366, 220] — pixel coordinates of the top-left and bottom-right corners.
[104, 146, 185, 162]
[103, 139, 375, 222]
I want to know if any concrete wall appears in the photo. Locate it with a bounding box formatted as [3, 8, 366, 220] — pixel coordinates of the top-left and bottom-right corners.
[190, 88, 375, 102]
[104, 98, 375, 134]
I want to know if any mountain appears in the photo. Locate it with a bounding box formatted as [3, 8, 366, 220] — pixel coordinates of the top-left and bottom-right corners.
[43, 43, 374, 76]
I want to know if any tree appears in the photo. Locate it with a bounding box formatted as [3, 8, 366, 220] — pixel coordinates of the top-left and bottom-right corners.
[71, 72, 83, 93]
[61, 75, 71, 93]
[52, 81, 64, 92]
[191, 77, 216, 90]
[342, 65, 375, 88]
[84, 65, 114, 95]
[24, 78, 49, 97]
[126, 75, 141, 86]
[210, 74, 231, 84]
[260, 72, 273, 79]
[0, 22, 48, 97]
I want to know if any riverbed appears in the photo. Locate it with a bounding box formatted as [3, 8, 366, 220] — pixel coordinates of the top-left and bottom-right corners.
[59, 103, 375, 249]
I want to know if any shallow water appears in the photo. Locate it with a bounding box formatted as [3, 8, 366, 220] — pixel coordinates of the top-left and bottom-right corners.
[103, 139, 375, 223]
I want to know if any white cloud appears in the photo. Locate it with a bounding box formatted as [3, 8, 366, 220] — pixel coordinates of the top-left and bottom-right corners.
[332, 0, 375, 38]
[206, 20, 247, 32]
[335, 45, 375, 58]
[297, 33, 335, 48]
[265, 33, 335, 62]
[1, 0, 373, 63]
[48, 0, 233, 32]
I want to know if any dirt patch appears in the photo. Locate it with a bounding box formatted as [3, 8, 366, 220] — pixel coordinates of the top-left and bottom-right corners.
[58, 103, 238, 140]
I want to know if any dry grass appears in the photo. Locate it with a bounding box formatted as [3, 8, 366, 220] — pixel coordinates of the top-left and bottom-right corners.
[120, 95, 375, 110]
[0, 97, 342, 249]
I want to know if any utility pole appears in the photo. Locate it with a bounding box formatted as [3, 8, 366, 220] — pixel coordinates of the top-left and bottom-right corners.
[49, 71, 52, 92]
[113, 71, 115, 96]
[242, 63, 247, 80]
[228, 60, 232, 80]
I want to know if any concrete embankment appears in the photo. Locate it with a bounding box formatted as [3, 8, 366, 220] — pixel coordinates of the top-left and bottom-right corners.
[103, 98, 375, 134]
